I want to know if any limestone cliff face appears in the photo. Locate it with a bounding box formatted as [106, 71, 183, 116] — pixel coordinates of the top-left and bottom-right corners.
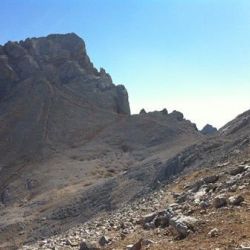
[0, 33, 130, 163]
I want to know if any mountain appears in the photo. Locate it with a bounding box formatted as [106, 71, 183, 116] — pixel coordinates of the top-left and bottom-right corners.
[200, 124, 217, 135]
[0, 33, 130, 166]
[0, 34, 249, 249]
[0, 34, 204, 248]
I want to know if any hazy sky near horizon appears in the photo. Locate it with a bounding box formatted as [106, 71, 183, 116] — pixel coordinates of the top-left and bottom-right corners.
[1, 0, 250, 129]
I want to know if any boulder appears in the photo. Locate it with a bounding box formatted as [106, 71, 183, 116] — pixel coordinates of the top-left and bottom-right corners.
[203, 175, 219, 184]
[170, 215, 198, 239]
[213, 195, 227, 208]
[170, 219, 190, 239]
[154, 215, 170, 228]
[79, 241, 100, 250]
[141, 212, 158, 225]
[66, 239, 78, 247]
[141, 239, 155, 246]
[193, 188, 208, 204]
[126, 238, 142, 250]
[230, 166, 246, 176]
[208, 228, 219, 237]
[228, 195, 244, 206]
[98, 236, 110, 246]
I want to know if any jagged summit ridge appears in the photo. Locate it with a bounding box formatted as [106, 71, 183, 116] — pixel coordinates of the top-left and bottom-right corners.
[0, 33, 130, 113]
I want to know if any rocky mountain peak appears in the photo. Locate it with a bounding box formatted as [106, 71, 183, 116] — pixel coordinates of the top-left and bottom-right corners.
[201, 124, 217, 135]
[0, 33, 108, 85]
[0, 33, 130, 163]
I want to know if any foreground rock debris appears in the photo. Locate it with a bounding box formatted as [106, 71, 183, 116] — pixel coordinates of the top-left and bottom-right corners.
[20, 161, 250, 250]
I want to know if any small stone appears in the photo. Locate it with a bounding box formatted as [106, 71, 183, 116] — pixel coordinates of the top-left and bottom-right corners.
[98, 236, 110, 246]
[200, 201, 209, 209]
[208, 228, 219, 237]
[126, 238, 142, 250]
[143, 221, 156, 230]
[203, 175, 219, 184]
[213, 195, 227, 208]
[228, 185, 237, 192]
[79, 241, 100, 250]
[154, 214, 170, 228]
[229, 166, 246, 176]
[239, 185, 247, 190]
[228, 195, 244, 206]
[141, 212, 157, 224]
[66, 239, 78, 247]
[141, 239, 155, 246]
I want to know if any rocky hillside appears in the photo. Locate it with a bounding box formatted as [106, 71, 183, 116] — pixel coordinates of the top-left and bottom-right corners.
[19, 110, 250, 250]
[21, 153, 250, 250]
[0, 34, 205, 249]
[0, 33, 249, 250]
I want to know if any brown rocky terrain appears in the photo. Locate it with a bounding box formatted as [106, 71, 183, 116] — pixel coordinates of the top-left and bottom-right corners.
[20, 152, 250, 250]
[0, 33, 249, 250]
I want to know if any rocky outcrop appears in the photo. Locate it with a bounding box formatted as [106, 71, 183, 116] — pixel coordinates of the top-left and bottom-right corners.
[0, 33, 130, 164]
[201, 124, 217, 135]
[169, 110, 184, 121]
[139, 109, 146, 115]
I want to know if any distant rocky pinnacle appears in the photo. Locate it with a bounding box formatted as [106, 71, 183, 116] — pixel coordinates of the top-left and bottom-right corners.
[0, 33, 130, 163]
[201, 124, 217, 135]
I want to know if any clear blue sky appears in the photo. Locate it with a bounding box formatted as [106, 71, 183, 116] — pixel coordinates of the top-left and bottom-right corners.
[1, 0, 250, 129]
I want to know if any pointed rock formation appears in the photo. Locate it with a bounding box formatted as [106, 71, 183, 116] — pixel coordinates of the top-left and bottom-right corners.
[201, 124, 217, 135]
